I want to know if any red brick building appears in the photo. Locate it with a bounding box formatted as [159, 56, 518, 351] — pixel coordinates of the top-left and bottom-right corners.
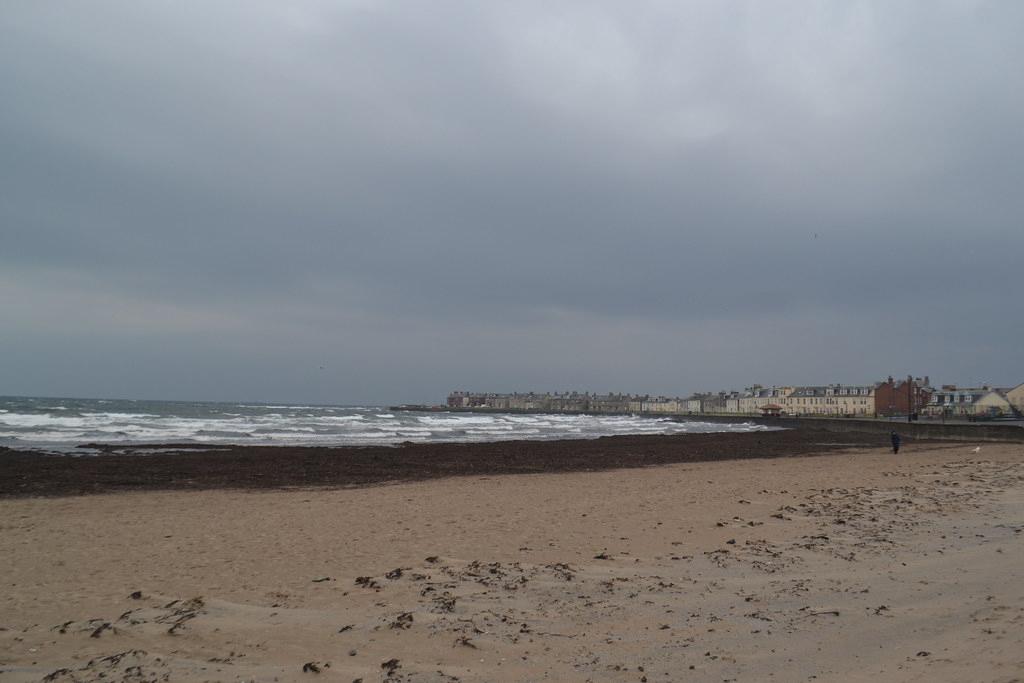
[875, 376, 932, 417]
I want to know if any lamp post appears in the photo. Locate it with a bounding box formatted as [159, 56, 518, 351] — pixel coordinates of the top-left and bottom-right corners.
[907, 375, 914, 423]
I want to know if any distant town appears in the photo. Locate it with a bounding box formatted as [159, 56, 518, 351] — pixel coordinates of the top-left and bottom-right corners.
[445, 376, 1024, 420]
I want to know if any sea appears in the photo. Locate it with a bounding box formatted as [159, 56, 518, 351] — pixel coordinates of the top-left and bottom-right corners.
[0, 396, 771, 452]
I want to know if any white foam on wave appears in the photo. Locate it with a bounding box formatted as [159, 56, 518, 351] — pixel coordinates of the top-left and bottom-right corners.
[238, 404, 334, 410]
[0, 412, 154, 430]
[469, 427, 541, 435]
[2, 400, 773, 447]
[92, 411, 162, 419]
[416, 415, 506, 426]
[503, 415, 544, 424]
[343, 431, 400, 439]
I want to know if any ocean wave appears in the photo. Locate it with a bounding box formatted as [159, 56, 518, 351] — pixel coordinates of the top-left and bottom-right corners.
[1, 398, 773, 448]
[237, 404, 328, 410]
[195, 430, 254, 438]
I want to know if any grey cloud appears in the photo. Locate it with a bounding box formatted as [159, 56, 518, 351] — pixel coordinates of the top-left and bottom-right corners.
[1, 1, 1022, 402]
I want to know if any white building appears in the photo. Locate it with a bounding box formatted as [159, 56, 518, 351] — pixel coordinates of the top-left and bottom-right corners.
[924, 386, 1014, 417]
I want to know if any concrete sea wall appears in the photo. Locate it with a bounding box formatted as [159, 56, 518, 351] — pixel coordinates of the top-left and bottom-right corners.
[688, 415, 1024, 443]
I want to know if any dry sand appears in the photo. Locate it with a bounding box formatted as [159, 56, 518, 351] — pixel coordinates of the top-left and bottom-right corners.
[2, 442, 1023, 682]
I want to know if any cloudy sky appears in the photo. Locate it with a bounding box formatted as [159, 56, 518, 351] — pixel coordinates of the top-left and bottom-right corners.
[2, 1, 1022, 404]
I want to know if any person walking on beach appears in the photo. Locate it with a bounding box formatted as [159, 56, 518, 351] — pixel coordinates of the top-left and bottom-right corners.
[890, 430, 901, 454]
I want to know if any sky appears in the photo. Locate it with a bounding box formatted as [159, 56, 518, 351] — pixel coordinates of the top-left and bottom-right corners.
[2, 1, 1022, 405]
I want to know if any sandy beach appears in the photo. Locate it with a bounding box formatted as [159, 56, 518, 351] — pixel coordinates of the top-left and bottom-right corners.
[2, 439, 1023, 682]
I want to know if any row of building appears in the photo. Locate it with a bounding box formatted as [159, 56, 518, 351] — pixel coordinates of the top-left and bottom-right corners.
[447, 377, 1024, 419]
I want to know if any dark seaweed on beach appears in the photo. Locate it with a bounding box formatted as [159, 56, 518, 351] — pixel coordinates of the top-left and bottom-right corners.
[0, 429, 903, 498]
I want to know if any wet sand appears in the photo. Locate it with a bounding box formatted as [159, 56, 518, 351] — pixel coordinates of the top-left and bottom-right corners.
[1, 438, 1023, 681]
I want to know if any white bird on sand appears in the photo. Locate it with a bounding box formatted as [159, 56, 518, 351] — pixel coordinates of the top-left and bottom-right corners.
[972, 446, 981, 453]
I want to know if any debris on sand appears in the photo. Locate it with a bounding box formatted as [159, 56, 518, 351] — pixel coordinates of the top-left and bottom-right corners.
[355, 576, 381, 590]
[157, 596, 205, 635]
[432, 593, 457, 613]
[389, 612, 414, 630]
[88, 622, 112, 638]
[41, 650, 165, 681]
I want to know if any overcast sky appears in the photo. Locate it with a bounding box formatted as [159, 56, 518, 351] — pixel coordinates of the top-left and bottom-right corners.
[2, 1, 1022, 404]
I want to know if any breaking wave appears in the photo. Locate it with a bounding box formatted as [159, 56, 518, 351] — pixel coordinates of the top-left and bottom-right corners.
[0, 396, 773, 451]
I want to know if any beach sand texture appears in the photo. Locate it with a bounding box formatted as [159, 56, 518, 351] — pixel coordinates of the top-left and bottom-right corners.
[2, 443, 1023, 682]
